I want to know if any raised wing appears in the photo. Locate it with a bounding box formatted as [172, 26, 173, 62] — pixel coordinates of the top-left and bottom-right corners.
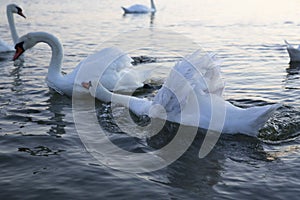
[152, 50, 224, 111]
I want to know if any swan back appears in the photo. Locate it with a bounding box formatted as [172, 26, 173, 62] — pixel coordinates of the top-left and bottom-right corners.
[0, 39, 14, 52]
[74, 47, 131, 79]
[74, 47, 147, 92]
[122, 0, 156, 14]
[122, 5, 150, 13]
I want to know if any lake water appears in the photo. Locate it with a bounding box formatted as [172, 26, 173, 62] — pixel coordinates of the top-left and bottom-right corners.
[0, 0, 299, 199]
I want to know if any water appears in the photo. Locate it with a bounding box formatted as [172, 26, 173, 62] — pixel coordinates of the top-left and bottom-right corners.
[0, 0, 299, 199]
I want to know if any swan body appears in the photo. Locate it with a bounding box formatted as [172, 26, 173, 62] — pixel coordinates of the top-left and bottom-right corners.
[0, 4, 26, 52]
[122, 0, 156, 14]
[13, 32, 151, 95]
[83, 50, 280, 136]
[284, 40, 300, 62]
[0, 39, 13, 52]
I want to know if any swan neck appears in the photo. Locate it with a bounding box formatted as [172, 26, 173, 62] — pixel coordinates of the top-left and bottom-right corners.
[103, 90, 130, 106]
[38, 33, 63, 76]
[93, 85, 150, 116]
[7, 7, 18, 44]
[150, 0, 156, 11]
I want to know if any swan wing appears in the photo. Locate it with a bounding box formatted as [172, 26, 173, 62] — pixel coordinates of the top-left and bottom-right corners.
[150, 49, 279, 135]
[74, 47, 148, 91]
[153, 50, 224, 107]
[0, 39, 14, 52]
[83, 46, 133, 73]
[150, 50, 224, 126]
[101, 67, 152, 92]
[178, 50, 224, 96]
[123, 4, 150, 13]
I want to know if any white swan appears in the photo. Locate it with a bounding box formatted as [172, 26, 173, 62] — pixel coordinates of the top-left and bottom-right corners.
[82, 50, 280, 136]
[284, 40, 300, 62]
[13, 32, 151, 95]
[122, 0, 156, 14]
[0, 4, 26, 53]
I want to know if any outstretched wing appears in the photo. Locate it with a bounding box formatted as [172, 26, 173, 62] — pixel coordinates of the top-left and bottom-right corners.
[152, 50, 224, 121]
[175, 50, 224, 96]
[152, 50, 224, 115]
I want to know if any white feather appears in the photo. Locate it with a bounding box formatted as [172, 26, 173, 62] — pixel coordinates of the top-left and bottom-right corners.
[284, 40, 300, 62]
[87, 50, 280, 136]
[122, 0, 156, 14]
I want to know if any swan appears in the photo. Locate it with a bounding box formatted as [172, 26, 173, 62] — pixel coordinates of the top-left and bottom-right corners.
[82, 50, 280, 136]
[13, 32, 152, 95]
[122, 0, 156, 14]
[0, 4, 26, 53]
[284, 40, 300, 62]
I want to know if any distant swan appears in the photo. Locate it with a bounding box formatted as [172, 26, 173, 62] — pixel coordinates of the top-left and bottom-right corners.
[0, 4, 26, 52]
[284, 40, 300, 62]
[82, 50, 280, 136]
[13, 32, 151, 95]
[122, 0, 156, 14]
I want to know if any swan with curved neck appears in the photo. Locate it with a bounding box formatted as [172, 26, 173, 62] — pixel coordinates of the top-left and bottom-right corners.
[122, 0, 156, 14]
[13, 32, 151, 95]
[82, 51, 280, 136]
[0, 4, 26, 52]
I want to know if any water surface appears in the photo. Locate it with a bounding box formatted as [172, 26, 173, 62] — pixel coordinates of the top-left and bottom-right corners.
[0, 0, 299, 199]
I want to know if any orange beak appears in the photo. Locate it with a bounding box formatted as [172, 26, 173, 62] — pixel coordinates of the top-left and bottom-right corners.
[81, 81, 92, 89]
[13, 46, 24, 61]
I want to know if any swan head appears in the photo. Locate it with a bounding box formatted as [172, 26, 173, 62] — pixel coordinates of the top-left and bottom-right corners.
[13, 33, 41, 60]
[7, 4, 26, 18]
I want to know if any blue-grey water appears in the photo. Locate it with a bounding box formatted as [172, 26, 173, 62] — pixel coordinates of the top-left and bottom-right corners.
[0, 0, 299, 199]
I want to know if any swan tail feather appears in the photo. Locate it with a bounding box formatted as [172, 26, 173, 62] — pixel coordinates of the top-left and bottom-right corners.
[121, 7, 129, 13]
[284, 40, 300, 49]
[284, 40, 290, 46]
[249, 104, 281, 135]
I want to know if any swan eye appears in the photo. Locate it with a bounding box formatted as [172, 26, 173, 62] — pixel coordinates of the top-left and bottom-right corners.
[16, 6, 26, 18]
[13, 42, 25, 61]
[14, 41, 24, 51]
[16, 6, 22, 12]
